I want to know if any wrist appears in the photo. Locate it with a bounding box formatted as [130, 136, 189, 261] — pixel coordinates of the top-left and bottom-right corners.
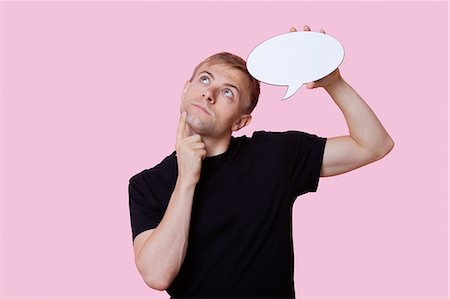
[176, 176, 197, 190]
[325, 75, 346, 94]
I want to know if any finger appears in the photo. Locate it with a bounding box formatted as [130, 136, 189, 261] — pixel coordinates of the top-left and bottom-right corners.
[289, 27, 297, 32]
[190, 141, 206, 150]
[185, 121, 199, 138]
[303, 25, 311, 31]
[185, 134, 202, 143]
[320, 29, 326, 34]
[306, 82, 315, 89]
[176, 111, 187, 143]
[198, 149, 207, 160]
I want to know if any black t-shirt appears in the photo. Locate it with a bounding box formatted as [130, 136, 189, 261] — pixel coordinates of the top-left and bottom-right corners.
[128, 130, 327, 298]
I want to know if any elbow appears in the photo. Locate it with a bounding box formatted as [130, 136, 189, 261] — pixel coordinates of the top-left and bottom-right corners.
[141, 268, 171, 291]
[383, 136, 395, 156]
[375, 136, 395, 160]
[136, 261, 170, 291]
[144, 277, 168, 291]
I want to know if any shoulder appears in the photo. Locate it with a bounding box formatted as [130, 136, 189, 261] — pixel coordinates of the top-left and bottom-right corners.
[252, 130, 321, 137]
[251, 130, 325, 145]
[129, 151, 177, 186]
[248, 130, 327, 168]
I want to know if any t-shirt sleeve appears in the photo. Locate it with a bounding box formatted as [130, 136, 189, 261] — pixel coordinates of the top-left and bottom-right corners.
[254, 130, 327, 197]
[128, 174, 164, 241]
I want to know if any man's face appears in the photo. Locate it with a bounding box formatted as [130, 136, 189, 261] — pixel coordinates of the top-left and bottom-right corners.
[180, 63, 252, 138]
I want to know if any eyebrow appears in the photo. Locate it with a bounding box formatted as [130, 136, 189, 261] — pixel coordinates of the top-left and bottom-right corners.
[198, 71, 241, 95]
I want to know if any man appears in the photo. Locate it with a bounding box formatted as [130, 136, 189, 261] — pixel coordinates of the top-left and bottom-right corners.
[128, 25, 394, 298]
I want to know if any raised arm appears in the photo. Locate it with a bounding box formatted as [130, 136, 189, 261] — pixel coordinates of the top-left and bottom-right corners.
[318, 73, 394, 177]
[295, 25, 394, 177]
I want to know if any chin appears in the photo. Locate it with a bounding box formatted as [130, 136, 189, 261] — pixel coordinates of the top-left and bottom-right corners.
[186, 114, 205, 130]
[188, 119, 218, 136]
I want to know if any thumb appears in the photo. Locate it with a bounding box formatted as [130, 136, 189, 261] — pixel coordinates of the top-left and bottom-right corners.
[306, 82, 317, 89]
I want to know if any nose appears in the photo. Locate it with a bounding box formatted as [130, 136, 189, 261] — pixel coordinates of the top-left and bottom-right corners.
[202, 89, 215, 104]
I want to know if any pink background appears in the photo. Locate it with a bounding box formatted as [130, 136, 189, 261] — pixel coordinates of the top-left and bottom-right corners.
[1, 1, 448, 298]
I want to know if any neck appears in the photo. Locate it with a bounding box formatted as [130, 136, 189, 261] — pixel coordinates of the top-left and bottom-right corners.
[202, 135, 231, 157]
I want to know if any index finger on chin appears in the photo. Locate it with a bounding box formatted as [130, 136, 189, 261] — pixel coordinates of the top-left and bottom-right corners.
[176, 111, 187, 143]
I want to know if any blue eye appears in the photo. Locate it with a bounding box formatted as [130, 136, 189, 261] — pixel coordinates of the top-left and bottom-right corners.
[224, 89, 234, 98]
[200, 76, 209, 84]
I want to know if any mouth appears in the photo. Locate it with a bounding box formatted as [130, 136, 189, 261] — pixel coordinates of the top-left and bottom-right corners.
[192, 104, 211, 115]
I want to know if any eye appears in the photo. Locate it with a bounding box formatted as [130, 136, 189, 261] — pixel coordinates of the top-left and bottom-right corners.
[200, 76, 210, 84]
[224, 88, 234, 99]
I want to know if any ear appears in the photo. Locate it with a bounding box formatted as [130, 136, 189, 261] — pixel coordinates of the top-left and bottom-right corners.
[231, 114, 252, 132]
[182, 80, 190, 100]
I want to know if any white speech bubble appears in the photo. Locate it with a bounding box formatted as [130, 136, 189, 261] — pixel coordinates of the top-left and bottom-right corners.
[247, 31, 344, 100]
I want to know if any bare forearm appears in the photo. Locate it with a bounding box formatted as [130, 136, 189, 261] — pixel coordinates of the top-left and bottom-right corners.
[135, 178, 196, 289]
[325, 76, 394, 154]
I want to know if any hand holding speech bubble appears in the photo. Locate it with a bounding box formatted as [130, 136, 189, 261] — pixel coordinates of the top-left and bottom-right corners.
[247, 30, 345, 100]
